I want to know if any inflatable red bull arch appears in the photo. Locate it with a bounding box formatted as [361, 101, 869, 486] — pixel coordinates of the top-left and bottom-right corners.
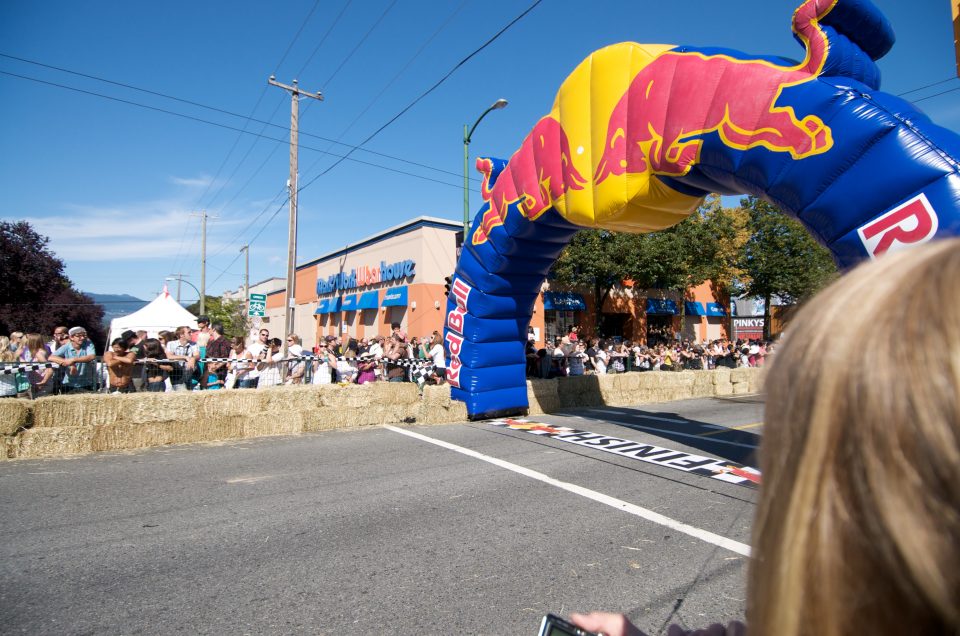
[445, 0, 960, 419]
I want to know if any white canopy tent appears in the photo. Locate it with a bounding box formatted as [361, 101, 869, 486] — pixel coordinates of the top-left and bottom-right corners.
[107, 288, 198, 344]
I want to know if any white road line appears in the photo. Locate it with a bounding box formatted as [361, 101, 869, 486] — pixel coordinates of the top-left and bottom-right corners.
[384, 425, 751, 557]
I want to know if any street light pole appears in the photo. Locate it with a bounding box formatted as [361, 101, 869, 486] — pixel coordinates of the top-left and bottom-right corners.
[165, 277, 201, 306]
[463, 99, 508, 238]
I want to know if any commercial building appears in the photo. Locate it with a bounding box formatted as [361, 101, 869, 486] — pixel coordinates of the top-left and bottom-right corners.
[263, 215, 731, 351]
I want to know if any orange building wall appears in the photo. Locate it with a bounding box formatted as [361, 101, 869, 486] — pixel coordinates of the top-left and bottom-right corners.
[266, 291, 284, 310]
[294, 266, 317, 305]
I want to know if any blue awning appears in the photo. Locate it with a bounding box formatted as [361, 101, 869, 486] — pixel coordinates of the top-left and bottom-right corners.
[315, 296, 342, 314]
[543, 291, 586, 311]
[381, 286, 408, 307]
[341, 294, 358, 312]
[646, 298, 679, 315]
[685, 301, 707, 316]
[357, 290, 379, 310]
[705, 302, 727, 317]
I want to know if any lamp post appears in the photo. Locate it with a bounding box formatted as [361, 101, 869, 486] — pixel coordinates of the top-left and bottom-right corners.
[165, 277, 201, 307]
[463, 98, 508, 237]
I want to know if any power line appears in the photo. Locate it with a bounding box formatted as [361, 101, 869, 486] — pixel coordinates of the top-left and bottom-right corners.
[294, 0, 355, 79]
[0, 70, 463, 188]
[212, 0, 545, 272]
[322, 0, 398, 89]
[896, 76, 958, 97]
[299, 0, 470, 180]
[0, 54, 469, 182]
[912, 85, 960, 104]
[198, 0, 336, 213]
[296, 0, 544, 194]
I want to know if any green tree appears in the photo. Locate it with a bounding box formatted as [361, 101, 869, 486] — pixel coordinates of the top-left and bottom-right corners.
[621, 197, 748, 321]
[550, 229, 636, 317]
[185, 296, 247, 340]
[0, 221, 107, 350]
[739, 196, 838, 338]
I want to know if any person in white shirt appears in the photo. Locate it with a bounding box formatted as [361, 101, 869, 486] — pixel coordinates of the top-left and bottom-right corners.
[245, 328, 270, 386]
[427, 331, 446, 384]
[256, 338, 284, 388]
[165, 326, 198, 391]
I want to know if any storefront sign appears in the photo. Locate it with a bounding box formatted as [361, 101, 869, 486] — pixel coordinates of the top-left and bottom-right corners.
[316, 259, 415, 294]
[732, 317, 764, 339]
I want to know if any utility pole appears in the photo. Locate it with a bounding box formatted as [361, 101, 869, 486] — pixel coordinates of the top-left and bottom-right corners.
[268, 76, 323, 360]
[190, 211, 216, 316]
[240, 244, 249, 316]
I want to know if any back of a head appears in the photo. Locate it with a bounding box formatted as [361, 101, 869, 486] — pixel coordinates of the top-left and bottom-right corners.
[750, 239, 960, 636]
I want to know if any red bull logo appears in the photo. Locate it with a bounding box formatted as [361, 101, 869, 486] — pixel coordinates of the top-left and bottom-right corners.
[857, 193, 939, 259]
[472, 117, 586, 245]
[444, 277, 473, 388]
[595, 0, 835, 184]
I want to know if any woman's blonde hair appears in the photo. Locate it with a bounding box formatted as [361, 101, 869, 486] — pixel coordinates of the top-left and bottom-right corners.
[0, 336, 16, 363]
[749, 239, 960, 636]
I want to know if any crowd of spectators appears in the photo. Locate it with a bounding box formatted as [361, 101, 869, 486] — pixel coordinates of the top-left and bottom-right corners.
[527, 325, 773, 379]
[0, 319, 449, 398]
[2, 318, 771, 398]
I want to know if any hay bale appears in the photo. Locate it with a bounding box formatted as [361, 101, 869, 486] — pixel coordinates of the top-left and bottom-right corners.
[2, 435, 20, 459]
[18, 426, 93, 458]
[253, 385, 324, 412]
[691, 371, 716, 397]
[526, 379, 560, 415]
[314, 382, 418, 409]
[414, 385, 466, 424]
[32, 394, 126, 428]
[123, 392, 200, 424]
[420, 384, 453, 407]
[91, 416, 246, 452]
[244, 412, 304, 438]
[711, 368, 732, 385]
[91, 422, 174, 451]
[0, 398, 31, 435]
[748, 369, 765, 393]
[198, 389, 265, 417]
[713, 381, 735, 396]
[729, 367, 753, 386]
[557, 376, 603, 408]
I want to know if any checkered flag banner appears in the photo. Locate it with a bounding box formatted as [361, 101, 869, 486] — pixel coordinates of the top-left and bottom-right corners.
[0, 362, 59, 375]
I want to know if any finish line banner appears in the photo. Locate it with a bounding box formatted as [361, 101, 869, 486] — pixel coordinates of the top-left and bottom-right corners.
[489, 419, 761, 489]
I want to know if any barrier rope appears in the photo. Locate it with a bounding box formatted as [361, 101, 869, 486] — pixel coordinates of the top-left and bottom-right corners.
[0, 355, 438, 374]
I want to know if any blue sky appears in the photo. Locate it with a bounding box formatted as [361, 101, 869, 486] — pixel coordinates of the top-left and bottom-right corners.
[2, 0, 958, 304]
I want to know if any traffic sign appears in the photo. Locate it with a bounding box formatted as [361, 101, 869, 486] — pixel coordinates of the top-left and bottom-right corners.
[248, 293, 267, 317]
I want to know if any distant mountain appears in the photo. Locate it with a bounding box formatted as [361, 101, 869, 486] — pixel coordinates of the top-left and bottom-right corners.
[85, 293, 149, 326]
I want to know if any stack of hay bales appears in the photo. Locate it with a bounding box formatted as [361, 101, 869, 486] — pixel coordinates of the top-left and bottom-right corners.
[418, 384, 468, 424]
[301, 382, 421, 431]
[526, 379, 560, 415]
[2, 367, 765, 460]
[730, 367, 762, 393]
[0, 398, 30, 459]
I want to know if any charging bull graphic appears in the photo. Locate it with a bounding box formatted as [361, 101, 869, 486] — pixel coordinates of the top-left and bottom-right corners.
[593, 0, 836, 183]
[449, 0, 960, 419]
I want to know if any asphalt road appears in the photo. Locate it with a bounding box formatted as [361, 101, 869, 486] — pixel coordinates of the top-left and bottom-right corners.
[0, 395, 763, 635]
